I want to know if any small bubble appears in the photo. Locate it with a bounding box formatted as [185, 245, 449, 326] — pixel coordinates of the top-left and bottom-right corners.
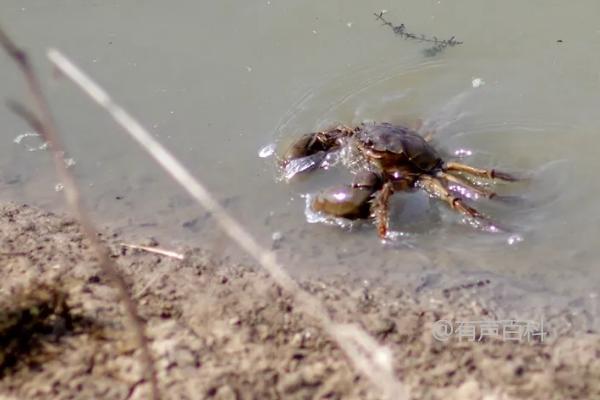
[64, 158, 76, 168]
[507, 234, 523, 245]
[246, 66, 253, 72]
[472, 78, 485, 88]
[312, 30, 318, 35]
[54, 183, 64, 192]
[14, 132, 40, 144]
[454, 148, 473, 158]
[14, 132, 49, 152]
[346, 22, 353, 28]
[271, 231, 283, 242]
[258, 143, 276, 158]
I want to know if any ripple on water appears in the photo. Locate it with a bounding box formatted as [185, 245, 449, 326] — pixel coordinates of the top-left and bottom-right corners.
[262, 55, 599, 328]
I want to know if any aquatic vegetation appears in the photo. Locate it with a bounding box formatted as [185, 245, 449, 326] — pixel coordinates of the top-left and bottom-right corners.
[374, 12, 463, 57]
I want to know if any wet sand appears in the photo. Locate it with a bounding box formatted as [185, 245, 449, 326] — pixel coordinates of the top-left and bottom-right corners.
[0, 202, 598, 399]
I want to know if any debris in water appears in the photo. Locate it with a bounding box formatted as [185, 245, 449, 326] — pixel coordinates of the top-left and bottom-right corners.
[373, 11, 463, 57]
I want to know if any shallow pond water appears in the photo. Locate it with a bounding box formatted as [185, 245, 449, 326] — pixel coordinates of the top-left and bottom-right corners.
[1, 1, 600, 327]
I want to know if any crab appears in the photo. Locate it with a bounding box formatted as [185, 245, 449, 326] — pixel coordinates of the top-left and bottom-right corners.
[279, 122, 519, 238]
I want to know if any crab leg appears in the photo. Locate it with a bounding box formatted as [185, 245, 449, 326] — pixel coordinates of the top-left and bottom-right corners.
[417, 175, 501, 230]
[436, 171, 498, 199]
[371, 182, 394, 239]
[443, 162, 518, 182]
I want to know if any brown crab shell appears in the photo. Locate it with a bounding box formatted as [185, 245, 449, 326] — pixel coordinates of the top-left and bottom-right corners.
[356, 123, 443, 172]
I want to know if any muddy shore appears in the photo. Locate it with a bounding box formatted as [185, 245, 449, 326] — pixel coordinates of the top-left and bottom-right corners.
[0, 202, 598, 400]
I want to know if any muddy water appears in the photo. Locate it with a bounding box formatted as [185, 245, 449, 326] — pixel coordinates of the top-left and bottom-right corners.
[1, 1, 599, 326]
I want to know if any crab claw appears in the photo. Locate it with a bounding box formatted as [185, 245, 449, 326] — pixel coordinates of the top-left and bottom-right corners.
[312, 185, 375, 220]
[279, 133, 324, 166]
[278, 126, 354, 170]
[281, 152, 328, 181]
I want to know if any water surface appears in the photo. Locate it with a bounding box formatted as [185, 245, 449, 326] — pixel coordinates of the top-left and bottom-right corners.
[1, 1, 599, 327]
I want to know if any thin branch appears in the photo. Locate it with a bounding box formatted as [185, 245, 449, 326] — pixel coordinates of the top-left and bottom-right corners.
[47, 48, 409, 400]
[0, 26, 160, 400]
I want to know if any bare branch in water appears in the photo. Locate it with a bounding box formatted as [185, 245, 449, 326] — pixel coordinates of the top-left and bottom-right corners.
[47, 48, 410, 400]
[374, 11, 463, 57]
[0, 26, 160, 400]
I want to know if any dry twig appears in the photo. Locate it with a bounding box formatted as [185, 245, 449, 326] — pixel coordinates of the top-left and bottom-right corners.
[0, 27, 160, 400]
[120, 243, 185, 260]
[47, 48, 409, 400]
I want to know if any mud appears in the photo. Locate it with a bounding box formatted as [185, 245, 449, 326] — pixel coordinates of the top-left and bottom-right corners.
[0, 202, 598, 400]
